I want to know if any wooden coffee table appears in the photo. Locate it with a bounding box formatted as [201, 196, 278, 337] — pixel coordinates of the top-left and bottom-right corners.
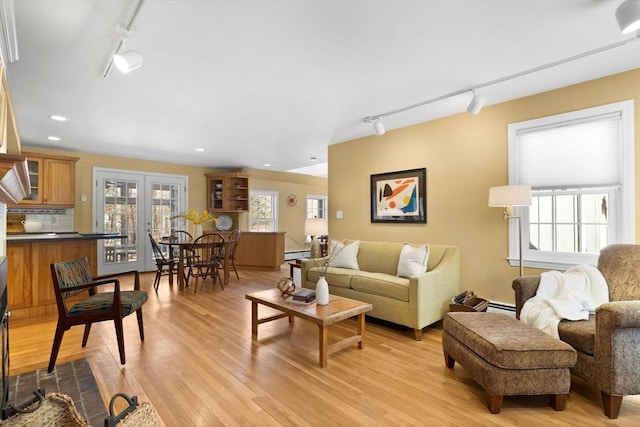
[245, 288, 373, 367]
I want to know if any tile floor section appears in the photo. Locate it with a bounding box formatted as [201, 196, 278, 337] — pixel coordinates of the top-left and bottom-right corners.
[5, 358, 107, 426]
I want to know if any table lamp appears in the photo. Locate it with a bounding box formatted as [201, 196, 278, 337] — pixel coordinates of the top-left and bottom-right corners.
[488, 185, 532, 277]
[304, 217, 328, 259]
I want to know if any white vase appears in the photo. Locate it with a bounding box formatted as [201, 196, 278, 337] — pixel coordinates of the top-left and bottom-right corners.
[193, 224, 203, 239]
[316, 276, 329, 305]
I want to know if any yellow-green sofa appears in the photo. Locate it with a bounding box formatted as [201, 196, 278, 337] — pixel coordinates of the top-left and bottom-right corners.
[301, 240, 460, 340]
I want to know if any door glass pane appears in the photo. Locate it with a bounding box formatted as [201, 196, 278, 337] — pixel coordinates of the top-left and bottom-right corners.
[150, 182, 182, 258]
[103, 179, 138, 264]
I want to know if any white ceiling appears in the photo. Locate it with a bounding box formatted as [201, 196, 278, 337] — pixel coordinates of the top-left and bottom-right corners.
[5, 0, 640, 175]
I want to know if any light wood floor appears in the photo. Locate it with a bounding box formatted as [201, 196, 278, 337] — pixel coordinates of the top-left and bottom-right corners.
[8, 266, 639, 426]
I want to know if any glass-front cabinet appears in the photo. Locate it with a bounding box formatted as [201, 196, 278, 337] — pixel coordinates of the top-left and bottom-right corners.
[205, 172, 250, 212]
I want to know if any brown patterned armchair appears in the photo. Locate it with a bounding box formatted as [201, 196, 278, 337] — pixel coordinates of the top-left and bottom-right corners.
[512, 244, 640, 419]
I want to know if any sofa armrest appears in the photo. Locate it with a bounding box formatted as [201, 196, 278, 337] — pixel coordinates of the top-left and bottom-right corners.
[409, 246, 460, 327]
[596, 301, 640, 329]
[512, 276, 541, 319]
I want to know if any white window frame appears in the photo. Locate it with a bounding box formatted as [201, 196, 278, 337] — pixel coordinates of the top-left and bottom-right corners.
[306, 194, 327, 219]
[508, 100, 635, 270]
[249, 190, 278, 232]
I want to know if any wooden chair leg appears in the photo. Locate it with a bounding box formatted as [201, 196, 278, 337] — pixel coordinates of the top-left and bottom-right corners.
[113, 318, 126, 364]
[153, 270, 161, 291]
[232, 260, 239, 279]
[601, 392, 623, 419]
[168, 264, 174, 285]
[444, 352, 455, 368]
[549, 394, 568, 411]
[136, 309, 145, 341]
[48, 322, 66, 373]
[81, 323, 92, 347]
[487, 395, 503, 414]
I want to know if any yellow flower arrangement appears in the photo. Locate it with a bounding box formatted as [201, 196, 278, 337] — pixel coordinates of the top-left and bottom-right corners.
[174, 209, 217, 225]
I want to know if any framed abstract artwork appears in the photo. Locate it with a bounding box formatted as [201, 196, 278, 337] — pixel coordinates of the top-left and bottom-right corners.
[370, 168, 426, 223]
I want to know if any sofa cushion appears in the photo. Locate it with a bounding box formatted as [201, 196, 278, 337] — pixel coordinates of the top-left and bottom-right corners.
[329, 240, 360, 270]
[350, 271, 410, 302]
[306, 266, 353, 289]
[353, 240, 405, 276]
[558, 316, 595, 356]
[397, 243, 429, 278]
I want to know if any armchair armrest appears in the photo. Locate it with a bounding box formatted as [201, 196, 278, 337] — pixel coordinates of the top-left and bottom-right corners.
[94, 270, 141, 290]
[512, 276, 541, 319]
[596, 300, 640, 329]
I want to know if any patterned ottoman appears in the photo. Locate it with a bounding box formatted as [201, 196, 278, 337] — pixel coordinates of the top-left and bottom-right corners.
[442, 312, 577, 414]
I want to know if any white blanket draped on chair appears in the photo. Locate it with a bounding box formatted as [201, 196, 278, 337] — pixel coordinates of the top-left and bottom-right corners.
[521, 264, 609, 338]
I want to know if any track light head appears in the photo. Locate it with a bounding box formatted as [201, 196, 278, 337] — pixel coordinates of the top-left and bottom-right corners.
[467, 89, 485, 115]
[616, 0, 640, 34]
[113, 50, 144, 73]
[373, 118, 386, 136]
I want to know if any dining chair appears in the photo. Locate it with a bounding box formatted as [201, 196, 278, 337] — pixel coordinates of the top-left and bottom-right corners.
[225, 230, 241, 280]
[149, 233, 176, 291]
[170, 230, 194, 286]
[189, 233, 225, 293]
[48, 257, 148, 373]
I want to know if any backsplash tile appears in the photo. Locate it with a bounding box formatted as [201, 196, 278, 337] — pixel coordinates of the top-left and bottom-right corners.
[7, 208, 74, 233]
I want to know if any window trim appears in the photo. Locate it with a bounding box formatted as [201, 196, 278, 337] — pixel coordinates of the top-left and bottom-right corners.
[508, 100, 635, 270]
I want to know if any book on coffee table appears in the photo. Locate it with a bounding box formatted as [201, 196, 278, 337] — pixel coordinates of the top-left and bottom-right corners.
[291, 289, 316, 303]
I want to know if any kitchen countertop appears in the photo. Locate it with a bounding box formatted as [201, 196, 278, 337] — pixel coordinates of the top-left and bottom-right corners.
[6, 232, 125, 243]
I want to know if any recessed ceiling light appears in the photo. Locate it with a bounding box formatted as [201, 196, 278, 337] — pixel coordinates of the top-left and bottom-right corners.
[195, 148, 205, 152]
[47, 136, 61, 141]
[264, 163, 271, 167]
[49, 115, 69, 122]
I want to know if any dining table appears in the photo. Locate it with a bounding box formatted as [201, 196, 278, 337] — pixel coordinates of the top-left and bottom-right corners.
[160, 233, 233, 290]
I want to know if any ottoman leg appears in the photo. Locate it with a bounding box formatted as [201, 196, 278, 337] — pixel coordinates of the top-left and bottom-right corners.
[549, 394, 568, 411]
[487, 395, 503, 414]
[444, 352, 455, 368]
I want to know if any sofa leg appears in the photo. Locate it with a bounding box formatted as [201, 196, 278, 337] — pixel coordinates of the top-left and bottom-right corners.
[601, 392, 622, 419]
[487, 395, 502, 414]
[443, 352, 455, 369]
[413, 328, 423, 340]
[548, 394, 568, 411]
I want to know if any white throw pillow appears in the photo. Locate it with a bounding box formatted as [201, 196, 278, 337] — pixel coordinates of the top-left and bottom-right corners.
[328, 240, 360, 270]
[397, 244, 429, 278]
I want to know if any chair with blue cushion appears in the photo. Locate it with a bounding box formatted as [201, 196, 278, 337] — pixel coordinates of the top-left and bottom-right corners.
[48, 257, 149, 373]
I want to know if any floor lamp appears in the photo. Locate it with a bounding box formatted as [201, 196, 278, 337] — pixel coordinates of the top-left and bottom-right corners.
[488, 185, 532, 277]
[304, 217, 328, 259]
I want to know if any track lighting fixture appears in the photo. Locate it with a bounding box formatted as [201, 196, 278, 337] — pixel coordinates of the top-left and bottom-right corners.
[467, 89, 485, 114]
[362, 32, 640, 130]
[113, 50, 144, 73]
[616, 0, 640, 34]
[374, 119, 386, 136]
[102, 0, 146, 78]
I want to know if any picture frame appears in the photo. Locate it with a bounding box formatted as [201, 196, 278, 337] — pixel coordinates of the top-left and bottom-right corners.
[370, 168, 426, 223]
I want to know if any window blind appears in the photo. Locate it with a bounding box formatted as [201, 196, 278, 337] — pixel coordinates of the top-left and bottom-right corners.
[516, 112, 621, 189]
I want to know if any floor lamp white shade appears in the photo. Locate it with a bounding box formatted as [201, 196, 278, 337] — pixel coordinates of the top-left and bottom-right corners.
[488, 185, 532, 277]
[304, 217, 328, 258]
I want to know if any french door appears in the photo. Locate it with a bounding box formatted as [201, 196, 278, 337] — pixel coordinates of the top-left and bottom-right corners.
[94, 168, 188, 275]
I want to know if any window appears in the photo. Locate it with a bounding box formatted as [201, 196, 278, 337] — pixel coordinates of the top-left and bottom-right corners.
[508, 100, 634, 269]
[306, 194, 327, 219]
[249, 191, 277, 232]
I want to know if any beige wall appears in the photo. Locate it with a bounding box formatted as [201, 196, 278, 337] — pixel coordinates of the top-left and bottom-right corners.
[245, 168, 328, 250]
[329, 68, 640, 305]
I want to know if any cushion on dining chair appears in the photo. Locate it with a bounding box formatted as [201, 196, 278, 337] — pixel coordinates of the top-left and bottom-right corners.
[53, 257, 94, 297]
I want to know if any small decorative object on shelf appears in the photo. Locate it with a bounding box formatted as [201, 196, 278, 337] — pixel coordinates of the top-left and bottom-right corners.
[215, 214, 233, 231]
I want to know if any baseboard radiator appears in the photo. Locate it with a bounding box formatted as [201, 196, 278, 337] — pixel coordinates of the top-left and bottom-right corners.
[487, 301, 516, 317]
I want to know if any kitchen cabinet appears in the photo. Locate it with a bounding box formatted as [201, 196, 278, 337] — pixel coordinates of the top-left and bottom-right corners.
[19, 152, 78, 206]
[7, 239, 97, 319]
[205, 172, 250, 212]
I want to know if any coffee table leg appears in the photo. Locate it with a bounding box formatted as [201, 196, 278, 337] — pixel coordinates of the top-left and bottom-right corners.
[357, 313, 366, 349]
[318, 325, 328, 367]
[251, 301, 258, 336]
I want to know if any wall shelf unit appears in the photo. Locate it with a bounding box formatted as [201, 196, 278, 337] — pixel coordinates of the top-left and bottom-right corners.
[205, 172, 250, 212]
